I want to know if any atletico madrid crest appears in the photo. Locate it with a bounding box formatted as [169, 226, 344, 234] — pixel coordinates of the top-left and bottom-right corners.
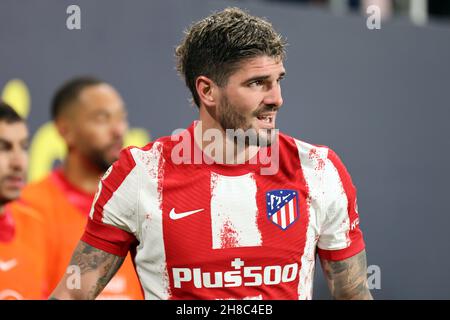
[266, 189, 300, 230]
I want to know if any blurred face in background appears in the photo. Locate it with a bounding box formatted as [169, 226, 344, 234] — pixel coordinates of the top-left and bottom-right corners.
[0, 121, 28, 205]
[60, 84, 128, 172]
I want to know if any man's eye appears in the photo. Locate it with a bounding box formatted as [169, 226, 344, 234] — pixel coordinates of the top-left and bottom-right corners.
[94, 114, 109, 123]
[249, 80, 264, 87]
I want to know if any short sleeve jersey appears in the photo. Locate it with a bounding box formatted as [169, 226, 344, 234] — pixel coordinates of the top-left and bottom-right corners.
[82, 122, 365, 300]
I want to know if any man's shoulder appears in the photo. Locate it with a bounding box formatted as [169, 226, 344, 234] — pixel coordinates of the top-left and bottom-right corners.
[282, 132, 354, 188]
[18, 173, 67, 221]
[8, 200, 45, 227]
[21, 173, 59, 203]
[122, 130, 189, 167]
[278, 131, 332, 161]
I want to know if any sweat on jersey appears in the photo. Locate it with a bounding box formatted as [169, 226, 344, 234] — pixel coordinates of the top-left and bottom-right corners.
[81, 122, 365, 300]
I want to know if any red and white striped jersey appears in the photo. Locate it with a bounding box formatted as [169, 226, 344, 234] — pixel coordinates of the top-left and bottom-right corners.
[81, 122, 365, 300]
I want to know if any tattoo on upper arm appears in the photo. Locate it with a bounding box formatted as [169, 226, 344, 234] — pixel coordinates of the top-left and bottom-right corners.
[320, 250, 373, 300]
[69, 241, 125, 299]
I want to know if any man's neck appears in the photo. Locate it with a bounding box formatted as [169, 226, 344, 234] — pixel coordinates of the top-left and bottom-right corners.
[62, 152, 103, 195]
[197, 108, 259, 164]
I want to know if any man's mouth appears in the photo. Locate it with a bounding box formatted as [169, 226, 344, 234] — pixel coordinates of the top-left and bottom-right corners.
[108, 141, 124, 154]
[256, 112, 276, 128]
[4, 176, 25, 189]
[257, 114, 274, 123]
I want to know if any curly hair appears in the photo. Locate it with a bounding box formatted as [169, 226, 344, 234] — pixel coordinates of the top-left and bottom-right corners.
[175, 7, 286, 107]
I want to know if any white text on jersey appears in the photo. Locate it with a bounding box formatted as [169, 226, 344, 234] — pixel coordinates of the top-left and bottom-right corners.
[172, 258, 299, 289]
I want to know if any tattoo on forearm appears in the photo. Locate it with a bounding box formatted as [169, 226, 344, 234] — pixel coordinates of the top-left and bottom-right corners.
[320, 250, 373, 300]
[69, 241, 125, 299]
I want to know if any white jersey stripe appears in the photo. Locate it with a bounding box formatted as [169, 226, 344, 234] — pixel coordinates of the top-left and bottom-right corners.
[288, 199, 295, 225]
[294, 138, 326, 300]
[131, 143, 170, 300]
[280, 205, 287, 229]
[101, 165, 140, 233]
[210, 172, 262, 249]
[272, 211, 278, 224]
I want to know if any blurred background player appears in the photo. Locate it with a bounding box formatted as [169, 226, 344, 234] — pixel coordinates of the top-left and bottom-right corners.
[21, 77, 143, 299]
[0, 101, 48, 299]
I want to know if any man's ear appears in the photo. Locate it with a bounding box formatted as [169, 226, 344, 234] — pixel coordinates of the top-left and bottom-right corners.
[196, 76, 218, 108]
[54, 117, 75, 147]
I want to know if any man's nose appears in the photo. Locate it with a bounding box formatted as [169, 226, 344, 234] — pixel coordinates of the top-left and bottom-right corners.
[111, 118, 128, 139]
[263, 84, 283, 108]
[10, 148, 27, 172]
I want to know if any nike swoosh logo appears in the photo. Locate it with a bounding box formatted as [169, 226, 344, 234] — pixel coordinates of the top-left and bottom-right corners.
[0, 259, 17, 272]
[169, 208, 204, 220]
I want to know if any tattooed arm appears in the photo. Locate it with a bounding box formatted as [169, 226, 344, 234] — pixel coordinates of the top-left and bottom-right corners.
[49, 241, 125, 300]
[320, 249, 373, 300]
